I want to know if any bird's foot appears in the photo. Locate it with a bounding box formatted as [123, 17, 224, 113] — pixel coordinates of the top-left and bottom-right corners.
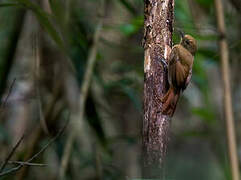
[160, 58, 168, 70]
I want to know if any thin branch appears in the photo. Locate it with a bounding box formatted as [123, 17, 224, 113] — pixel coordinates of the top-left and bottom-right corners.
[0, 160, 47, 167]
[16, 79, 63, 180]
[0, 78, 16, 109]
[0, 10, 25, 103]
[0, 116, 69, 177]
[33, 32, 49, 134]
[27, 115, 69, 164]
[0, 134, 24, 172]
[0, 164, 24, 177]
[214, 1, 240, 180]
[6, 161, 47, 167]
[59, 0, 105, 178]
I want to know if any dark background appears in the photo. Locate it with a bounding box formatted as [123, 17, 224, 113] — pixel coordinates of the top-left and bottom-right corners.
[0, 0, 240, 179]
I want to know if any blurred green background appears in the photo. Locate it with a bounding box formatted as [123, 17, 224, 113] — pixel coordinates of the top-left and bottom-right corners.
[0, 0, 240, 179]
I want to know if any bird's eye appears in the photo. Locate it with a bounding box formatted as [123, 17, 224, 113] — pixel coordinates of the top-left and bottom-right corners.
[186, 40, 190, 45]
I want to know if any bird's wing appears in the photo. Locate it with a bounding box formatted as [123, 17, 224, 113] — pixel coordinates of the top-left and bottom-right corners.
[168, 46, 186, 90]
[183, 66, 192, 90]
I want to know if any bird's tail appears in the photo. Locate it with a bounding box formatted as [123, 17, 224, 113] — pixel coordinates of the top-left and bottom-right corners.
[161, 86, 180, 116]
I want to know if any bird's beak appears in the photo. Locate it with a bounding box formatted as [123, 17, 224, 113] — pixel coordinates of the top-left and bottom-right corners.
[177, 29, 184, 39]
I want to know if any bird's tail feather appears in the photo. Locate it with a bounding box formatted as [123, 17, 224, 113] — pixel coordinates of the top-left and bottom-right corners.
[161, 86, 180, 116]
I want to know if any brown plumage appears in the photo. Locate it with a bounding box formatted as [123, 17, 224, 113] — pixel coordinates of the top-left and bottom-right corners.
[162, 34, 197, 116]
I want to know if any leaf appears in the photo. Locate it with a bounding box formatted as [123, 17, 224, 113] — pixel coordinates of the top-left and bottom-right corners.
[102, 77, 141, 112]
[0, 3, 21, 7]
[119, 16, 143, 36]
[15, 0, 64, 49]
[118, 0, 136, 15]
[195, 0, 213, 8]
[119, 24, 136, 36]
[191, 107, 216, 124]
[192, 53, 209, 92]
[108, 135, 137, 145]
[180, 130, 210, 138]
[120, 85, 142, 112]
[85, 95, 108, 149]
[48, 0, 65, 26]
[175, 0, 193, 23]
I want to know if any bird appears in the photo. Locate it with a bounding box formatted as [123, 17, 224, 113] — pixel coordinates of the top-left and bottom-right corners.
[161, 32, 197, 116]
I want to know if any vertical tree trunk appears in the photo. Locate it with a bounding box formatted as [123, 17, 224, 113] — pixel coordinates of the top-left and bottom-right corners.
[142, 0, 174, 178]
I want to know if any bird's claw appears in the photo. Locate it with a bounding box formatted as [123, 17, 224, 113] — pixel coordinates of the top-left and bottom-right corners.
[160, 58, 168, 70]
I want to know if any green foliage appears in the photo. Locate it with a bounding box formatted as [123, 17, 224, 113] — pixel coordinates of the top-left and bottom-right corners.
[0, 0, 64, 49]
[86, 95, 107, 146]
[175, 0, 193, 25]
[48, 0, 65, 21]
[191, 107, 216, 124]
[120, 85, 142, 112]
[0, 125, 9, 142]
[102, 76, 142, 112]
[119, 16, 143, 36]
[19, 0, 64, 48]
[118, 0, 137, 15]
[180, 129, 210, 138]
[0, 2, 21, 7]
[195, 0, 213, 8]
[0, 0, 240, 179]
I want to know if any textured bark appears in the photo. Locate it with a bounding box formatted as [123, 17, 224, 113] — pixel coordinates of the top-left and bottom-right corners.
[142, 0, 174, 178]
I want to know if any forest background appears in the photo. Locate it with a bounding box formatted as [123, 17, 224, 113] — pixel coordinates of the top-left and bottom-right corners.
[0, 0, 240, 179]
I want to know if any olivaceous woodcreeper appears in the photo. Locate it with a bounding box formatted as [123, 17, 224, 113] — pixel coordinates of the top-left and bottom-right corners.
[161, 32, 197, 116]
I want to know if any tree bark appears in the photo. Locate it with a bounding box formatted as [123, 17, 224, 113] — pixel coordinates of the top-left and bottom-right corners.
[142, 0, 174, 178]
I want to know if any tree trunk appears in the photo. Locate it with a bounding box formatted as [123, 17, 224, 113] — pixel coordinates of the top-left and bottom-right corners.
[142, 0, 174, 178]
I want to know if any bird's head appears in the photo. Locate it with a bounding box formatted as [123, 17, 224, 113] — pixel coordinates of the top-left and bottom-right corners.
[180, 34, 197, 55]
